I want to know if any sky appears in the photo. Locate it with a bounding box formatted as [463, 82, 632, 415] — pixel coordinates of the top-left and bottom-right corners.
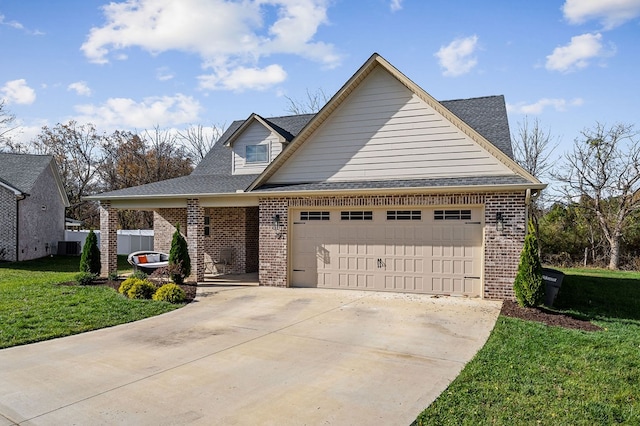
[1, 0, 639, 174]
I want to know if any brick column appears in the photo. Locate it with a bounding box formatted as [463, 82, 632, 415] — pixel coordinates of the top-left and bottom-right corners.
[258, 197, 288, 287]
[99, 201, 118, 277]
[186, 199, 204, 282]
[484, 192, 527, 300]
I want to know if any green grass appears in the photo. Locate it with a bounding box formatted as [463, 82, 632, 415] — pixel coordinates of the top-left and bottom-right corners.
[0, 255, 180, 349]
[415, 268, 640, 425]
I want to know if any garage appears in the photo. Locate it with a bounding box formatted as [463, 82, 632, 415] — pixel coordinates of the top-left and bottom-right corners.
[290, 207, 484, 297]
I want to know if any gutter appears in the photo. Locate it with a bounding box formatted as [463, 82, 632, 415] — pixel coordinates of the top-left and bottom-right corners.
[85, 182, 547, 202]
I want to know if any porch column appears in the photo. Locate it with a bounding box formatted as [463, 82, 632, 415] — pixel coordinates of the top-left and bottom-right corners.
[186, 198, 204, 282]
[99, 201, 118, 277]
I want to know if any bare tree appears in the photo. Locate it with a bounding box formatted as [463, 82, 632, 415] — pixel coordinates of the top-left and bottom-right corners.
[284, 88, 330, 114]
[143, 126, 193, 182]
[513, 117, 558, 179]
[513, 117, 559, 224]
[555, 123, 640, 269]
[0, 100, 19, 151]
[33, 121, 104, 225]
[177, 124, 225, 164]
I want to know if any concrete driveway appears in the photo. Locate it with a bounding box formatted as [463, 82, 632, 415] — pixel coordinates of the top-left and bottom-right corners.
[0, 284, 501, 425]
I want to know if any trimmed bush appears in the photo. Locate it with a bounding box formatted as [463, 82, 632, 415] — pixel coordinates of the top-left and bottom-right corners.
[514, 220, 544, 307]
[127, 279, 157, 300]
[169, 223, 191, 285]
[118, 277, 141, 295]
[74, 271, 96, 286]
[131, 270, 148, 280]
[79, 229, 101, 275]
[153, 283, 186, 304]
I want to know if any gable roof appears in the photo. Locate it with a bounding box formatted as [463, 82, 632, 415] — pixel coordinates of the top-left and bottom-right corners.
[0, 152, 69, 205]
[91, 54, 545, 202]
[222, 113, 315, 148]
[0, 153, 53, 194]
[91, 113, 316, 200]
[248, 53, 540, 191]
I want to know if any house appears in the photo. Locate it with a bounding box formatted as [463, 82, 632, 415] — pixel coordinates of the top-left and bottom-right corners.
[0, 153, 69, 261]
[89, 53, 545, 300]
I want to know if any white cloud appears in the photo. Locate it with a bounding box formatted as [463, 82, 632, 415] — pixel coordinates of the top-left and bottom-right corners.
[545, 33, 609, 73]
[81, 0, 340, 91]
[156, 67, 174, 81]
[0, 13, 23, 30]
[198, 64, 287, 91]
[563, 0, 640, 29]
[67, 81, 92, 96]
[1, 79, 36, 105]
[390, 0, 403, 12]
[434, 35, 479, 77]
[73, 93, 201, 129]
[0, 13, 44, 35]
[508, 98, 584, 115]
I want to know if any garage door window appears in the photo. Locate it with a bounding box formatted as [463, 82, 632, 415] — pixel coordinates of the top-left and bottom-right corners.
[434, 209, 472, 220]
[300, 211, 330, 221]
[341, 211, 373, 221]
[387, 210, 421, 220]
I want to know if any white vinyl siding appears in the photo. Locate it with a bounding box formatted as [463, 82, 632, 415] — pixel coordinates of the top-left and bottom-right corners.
[232, 121, 284, 175]
[268, 67, 515, 184]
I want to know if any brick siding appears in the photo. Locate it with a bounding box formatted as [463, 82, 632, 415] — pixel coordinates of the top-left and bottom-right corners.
[99, 201, 118, 276]
[154, 206, 259, 278]
[187, 199, 204, 282]
[203, 206, 258, 275]
[258, 192, 526, 299]
[0, 187, 17, 262]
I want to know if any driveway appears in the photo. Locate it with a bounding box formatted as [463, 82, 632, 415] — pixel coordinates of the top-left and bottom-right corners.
[0, 285, 501, 425]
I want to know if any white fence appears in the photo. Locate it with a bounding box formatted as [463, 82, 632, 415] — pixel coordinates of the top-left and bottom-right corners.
[63, 230, 154, 255]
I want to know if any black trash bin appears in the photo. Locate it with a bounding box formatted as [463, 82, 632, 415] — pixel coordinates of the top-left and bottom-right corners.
[542, 267, 564, 307]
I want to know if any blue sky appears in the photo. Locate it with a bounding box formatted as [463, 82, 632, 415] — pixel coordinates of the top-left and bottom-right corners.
[1, 0, 639, 164]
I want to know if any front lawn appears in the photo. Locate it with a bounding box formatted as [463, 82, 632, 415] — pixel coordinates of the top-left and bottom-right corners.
[414, 268, 640, 425]
[0, 255, 181, 349]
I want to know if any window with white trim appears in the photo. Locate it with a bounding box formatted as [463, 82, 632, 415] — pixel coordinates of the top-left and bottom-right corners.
[434, 209, 472, 220]
[246, 144, 268, 163]
[300, 211, 330, 221]
[387, 210, 422, 220]
[341, 211, 373, 221]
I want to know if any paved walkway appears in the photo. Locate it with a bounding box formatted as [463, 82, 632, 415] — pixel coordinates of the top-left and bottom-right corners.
[0, 285, 501, 425]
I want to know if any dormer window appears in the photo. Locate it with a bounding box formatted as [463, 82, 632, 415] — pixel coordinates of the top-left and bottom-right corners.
[246, 144, 269, 163]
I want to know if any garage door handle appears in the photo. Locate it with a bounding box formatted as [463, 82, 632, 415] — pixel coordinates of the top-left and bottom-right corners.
[293, 269, 305, 272]
[377, 258, 386, 268]
[464, 276, 480, 279]
[465, 221, 481, 225]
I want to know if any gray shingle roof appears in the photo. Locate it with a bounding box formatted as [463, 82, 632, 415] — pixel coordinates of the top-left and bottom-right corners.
[254, 175, 532, 193]
[0, 153, 54, 194]
[192, 113, 316, 176]
[92, 173, 259, 198]
[93, 96, 516, 199]
[441, 95, 513, 159]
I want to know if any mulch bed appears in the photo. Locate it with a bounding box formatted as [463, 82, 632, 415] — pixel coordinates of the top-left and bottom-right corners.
[500, 300, 601, 331]
[64, 278, 198, 303]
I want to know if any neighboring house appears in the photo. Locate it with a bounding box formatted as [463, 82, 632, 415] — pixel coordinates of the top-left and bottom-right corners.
[90, 53, 545, 300]
[0, 153, 69, 261]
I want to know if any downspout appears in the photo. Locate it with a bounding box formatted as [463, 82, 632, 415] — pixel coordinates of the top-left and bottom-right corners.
[525, 188, 531, 225]
[15, 193, 27, 262]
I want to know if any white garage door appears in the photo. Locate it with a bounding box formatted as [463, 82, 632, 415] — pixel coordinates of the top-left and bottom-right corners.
[291, 207, 483, 297]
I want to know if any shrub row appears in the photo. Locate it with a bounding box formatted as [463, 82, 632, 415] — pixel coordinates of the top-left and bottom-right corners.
[118, 278, 186, 304]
